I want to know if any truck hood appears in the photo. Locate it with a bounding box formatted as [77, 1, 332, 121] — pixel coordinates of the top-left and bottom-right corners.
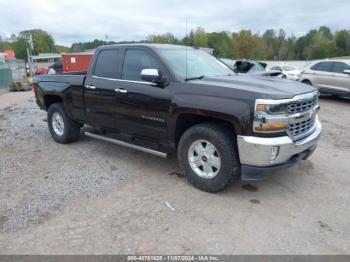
[192, 75, 316, 99]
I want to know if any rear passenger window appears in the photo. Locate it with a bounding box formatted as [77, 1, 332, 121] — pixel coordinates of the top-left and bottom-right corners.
[332, 62, 350, 74]
[93, 49, 120, 78]
[122, 49, 160, 81]
[315, 62, 332, 72]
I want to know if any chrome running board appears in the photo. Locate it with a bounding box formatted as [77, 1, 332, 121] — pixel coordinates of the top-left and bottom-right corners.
[84, 131, 168, 158]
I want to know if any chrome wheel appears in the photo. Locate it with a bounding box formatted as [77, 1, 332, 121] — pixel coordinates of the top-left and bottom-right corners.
[52, 112, 64, 136]
[188, 140, 221, 179]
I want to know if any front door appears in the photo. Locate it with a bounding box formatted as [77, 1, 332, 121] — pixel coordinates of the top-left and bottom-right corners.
[111, 48, 172, 142]
[330, 62, 350, 93]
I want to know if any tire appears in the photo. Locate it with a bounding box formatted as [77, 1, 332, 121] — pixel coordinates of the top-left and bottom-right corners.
[47, 103, 81, 144]
[282, 75, 287, 79]
[302, 80, 312, 86]
[177, 123, 240, 192]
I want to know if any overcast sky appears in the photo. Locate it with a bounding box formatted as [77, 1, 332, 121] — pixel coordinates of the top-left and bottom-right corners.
[1, 0, 350, 46]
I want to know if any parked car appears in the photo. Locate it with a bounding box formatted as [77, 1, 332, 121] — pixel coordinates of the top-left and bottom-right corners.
[33, 44, 321, 192]
[270, 65, 301, 80]
[220, 58, 282, 77]
[299, 60, 350, 97]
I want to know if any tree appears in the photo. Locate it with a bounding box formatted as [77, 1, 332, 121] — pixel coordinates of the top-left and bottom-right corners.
[13, 37, 28, 60]
[233, 30, 269, 59]
[192, 27, 208, 47]
[335, 30, 350, 56]
[19, 29, 56, 54]
[147, 33, 179, 44]
[207, 31, 234, 58]
[55, 45, 70, 53]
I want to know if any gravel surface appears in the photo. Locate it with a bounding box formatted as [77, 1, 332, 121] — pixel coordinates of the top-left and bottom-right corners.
[0, 97, 129, 232]
[0, 95, 349, 254]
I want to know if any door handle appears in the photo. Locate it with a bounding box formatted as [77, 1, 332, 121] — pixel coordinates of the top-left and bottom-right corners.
[85, 85, 96, 89]
[114, 88, 127, 94]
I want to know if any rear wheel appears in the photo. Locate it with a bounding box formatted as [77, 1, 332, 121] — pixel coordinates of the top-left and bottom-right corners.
[177, 123, 240, 192]
[48, 103, 81, 144]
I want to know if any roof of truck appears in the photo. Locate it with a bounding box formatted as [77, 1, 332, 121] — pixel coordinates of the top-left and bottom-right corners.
[98, 43, 194, 50]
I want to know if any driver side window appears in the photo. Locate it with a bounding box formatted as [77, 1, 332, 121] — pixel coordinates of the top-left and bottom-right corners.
[122, 49, 160, 81]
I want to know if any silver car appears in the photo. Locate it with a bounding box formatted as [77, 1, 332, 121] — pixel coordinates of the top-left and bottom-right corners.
[299, 60, 350, 96]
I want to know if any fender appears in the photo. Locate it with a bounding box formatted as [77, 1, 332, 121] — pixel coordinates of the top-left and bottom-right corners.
[36, 81, 74, 118]
[168, 93, 253, 144]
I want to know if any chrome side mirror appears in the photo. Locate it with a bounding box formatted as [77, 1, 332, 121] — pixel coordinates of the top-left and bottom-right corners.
[141, 68, 162, 83]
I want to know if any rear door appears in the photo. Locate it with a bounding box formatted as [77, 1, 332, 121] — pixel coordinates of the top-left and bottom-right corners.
[330, 62, 350, 93]
[84, 48, 122, 129]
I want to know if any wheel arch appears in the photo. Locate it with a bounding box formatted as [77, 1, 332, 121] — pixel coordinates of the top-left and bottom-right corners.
[172, 112, 241, 149]
[44, 95, 63, 110]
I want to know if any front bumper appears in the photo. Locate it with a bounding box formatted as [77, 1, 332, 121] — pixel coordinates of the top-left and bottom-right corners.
[237, 118, 321, 180]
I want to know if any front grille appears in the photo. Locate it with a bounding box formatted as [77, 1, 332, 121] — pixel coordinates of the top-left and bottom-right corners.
[288, 96, 318, 114]
[288, 118, 315, 138]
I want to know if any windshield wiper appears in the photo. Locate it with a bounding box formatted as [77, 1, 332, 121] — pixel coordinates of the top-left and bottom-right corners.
[185, 75, 205, 81]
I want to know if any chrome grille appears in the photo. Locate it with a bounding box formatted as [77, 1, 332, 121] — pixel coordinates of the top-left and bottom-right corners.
[288, 118, 315, 139]
[288, 96, 318, 114]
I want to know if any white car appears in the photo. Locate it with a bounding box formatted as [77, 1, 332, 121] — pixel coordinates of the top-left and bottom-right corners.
[299, 60, 350, 97]
[270, 65, 301, 80]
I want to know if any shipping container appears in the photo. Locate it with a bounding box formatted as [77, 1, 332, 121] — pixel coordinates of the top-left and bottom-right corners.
[62, 52, 94, 73]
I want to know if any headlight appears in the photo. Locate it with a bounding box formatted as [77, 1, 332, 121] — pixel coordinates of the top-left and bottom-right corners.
[254, 101, 289, 133]
[255, 103, 288, 115]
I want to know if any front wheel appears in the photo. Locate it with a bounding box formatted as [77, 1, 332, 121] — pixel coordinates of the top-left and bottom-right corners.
[48, 103, 81, 144]
[177, 123, 240, 192]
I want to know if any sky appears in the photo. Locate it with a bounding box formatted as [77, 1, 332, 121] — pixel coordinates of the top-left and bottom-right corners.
[1, 0, 350, 46]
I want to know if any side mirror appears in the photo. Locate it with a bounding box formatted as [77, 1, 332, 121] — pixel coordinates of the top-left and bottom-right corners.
[343, 69, 350, 75]
[141, 68, 165, 84]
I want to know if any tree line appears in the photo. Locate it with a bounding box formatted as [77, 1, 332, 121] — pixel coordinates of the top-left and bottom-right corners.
[1, 26, 350, 61]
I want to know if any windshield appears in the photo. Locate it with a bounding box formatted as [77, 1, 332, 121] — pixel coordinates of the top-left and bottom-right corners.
[282, 66, 296, 71]
[158, 48, 233, 80]
[247, 63, 265, 74]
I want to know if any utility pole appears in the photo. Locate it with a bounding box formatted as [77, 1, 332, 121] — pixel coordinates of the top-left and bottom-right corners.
[26, 34, 34, 77]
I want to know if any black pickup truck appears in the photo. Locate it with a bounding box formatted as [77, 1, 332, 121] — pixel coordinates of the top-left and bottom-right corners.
[34, 44, 321, 192]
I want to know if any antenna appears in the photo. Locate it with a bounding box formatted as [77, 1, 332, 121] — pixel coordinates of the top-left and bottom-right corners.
[185, 17, 188, 80]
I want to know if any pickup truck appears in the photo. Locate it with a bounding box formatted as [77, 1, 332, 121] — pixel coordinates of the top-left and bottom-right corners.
[34, 44, 321, 192]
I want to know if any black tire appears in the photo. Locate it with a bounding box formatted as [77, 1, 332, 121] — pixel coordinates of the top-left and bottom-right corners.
[282, 75, 287, 79]
[302, 80, 312, 86]
[47, 103, 81, 144]
[177, 123, 240, 192]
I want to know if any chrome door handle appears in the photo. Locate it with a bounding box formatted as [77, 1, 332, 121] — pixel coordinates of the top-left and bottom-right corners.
[85, 85, 96, 89]
[114, 88, 127, 94]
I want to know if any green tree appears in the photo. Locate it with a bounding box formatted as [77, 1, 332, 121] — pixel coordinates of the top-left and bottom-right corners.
[147, 33, 179, 44]
[19, 29, 56, 54]
[207, 31, 234, 58]
[55, 45, 70, 53]
[233, 30, 269, 59]
[192, 27, 208, 47]
[13, 37, 29, 60]
[335, 30, 350, 56]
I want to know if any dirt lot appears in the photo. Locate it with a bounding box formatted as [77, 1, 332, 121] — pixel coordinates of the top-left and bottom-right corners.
[0, 92, 349, 254]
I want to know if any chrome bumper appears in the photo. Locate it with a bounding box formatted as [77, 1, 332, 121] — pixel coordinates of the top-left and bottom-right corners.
[237, 119, 321, 167]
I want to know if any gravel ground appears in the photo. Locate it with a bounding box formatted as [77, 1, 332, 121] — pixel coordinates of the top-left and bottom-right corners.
[0, 94, 349, 254]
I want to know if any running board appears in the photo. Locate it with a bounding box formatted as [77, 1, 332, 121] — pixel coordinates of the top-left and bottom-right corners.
[84, 131, 168, 158]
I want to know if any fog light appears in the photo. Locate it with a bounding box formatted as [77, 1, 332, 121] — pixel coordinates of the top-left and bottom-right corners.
[270, 146, 280, 161]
